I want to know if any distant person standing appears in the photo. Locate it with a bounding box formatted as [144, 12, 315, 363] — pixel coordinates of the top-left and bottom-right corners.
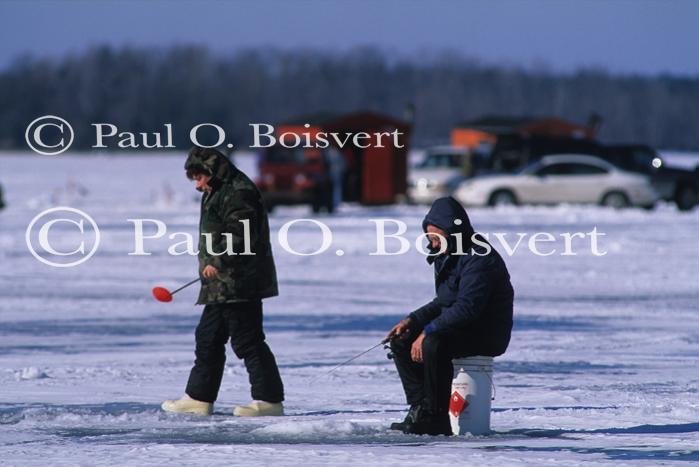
[326, 147, 346, 211]
[162, 146, 285, 417]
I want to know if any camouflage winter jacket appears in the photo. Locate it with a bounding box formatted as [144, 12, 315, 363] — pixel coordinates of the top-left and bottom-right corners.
[185, 147, 279, 304]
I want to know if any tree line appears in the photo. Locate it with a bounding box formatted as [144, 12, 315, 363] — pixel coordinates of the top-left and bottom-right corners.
[1, 45, 697, 150]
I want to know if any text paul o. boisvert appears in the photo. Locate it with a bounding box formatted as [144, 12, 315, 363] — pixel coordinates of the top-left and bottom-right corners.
[90, 123, 405, 149]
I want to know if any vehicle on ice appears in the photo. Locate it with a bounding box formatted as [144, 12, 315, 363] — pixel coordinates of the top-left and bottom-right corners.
[604, 144, 699, 211]
[256, 145, 336, 213]
[453, 154, 659, 208]
[407, 146, 471, 204]
[486, 136, 698, 210]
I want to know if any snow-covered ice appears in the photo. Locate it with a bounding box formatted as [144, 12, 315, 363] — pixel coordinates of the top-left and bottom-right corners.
[0, 152, 698, 465]
[14, 367, 48, 381]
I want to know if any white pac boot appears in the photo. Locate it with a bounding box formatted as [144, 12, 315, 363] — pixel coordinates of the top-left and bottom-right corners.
[161, 395, 213, 416]
[233, 400, 284, 417]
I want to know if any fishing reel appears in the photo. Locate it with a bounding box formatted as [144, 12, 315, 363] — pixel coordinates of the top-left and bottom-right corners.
[384, 338, 395, 360]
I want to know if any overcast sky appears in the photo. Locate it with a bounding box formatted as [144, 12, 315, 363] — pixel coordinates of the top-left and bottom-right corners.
[1, 0, 697, 76]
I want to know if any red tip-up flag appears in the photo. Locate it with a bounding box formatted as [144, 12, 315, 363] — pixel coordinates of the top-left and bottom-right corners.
[449, 391, 468, 418]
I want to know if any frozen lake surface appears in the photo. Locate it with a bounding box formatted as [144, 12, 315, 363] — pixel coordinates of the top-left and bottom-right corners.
[1, 152, 698, 465]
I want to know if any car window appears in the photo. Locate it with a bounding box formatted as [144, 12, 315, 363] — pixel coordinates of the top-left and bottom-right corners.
[419, 153, 462, 168]
[567, 163, 608, 175]
[631, 149, 656, 169]
[536, 162, 607, 176]
[604, 147, 658, 173]
[536, 163, 569, 176]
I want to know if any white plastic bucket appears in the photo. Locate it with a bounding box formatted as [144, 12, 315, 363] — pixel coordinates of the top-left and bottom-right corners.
[449, 356, 493, 435]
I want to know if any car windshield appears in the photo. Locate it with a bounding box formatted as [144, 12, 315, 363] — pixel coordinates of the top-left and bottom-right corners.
[517, 160, 542, 174]
[418, 152, 462, 169]
[631, 148, 656, 168]
[265, 146, 307, 164]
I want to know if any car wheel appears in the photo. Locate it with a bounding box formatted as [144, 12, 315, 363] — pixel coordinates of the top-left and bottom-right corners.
[488, 189, 518, 207]
[601, 191, 630, 208]
[675, 185, 697, 211]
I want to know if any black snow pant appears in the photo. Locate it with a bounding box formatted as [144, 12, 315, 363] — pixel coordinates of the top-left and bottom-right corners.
[391, 328, 479, 416]
[185, 300, 284, 404]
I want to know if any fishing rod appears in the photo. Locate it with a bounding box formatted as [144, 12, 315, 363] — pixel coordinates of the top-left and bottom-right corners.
[312, 336, 393, 382]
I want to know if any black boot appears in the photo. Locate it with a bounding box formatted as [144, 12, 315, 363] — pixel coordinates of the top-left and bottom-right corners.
[389, 404, 421, 431]
[403, 410, 452, 436]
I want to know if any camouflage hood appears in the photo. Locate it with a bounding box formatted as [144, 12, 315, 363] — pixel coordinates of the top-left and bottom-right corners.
[184, 146, 237, 184]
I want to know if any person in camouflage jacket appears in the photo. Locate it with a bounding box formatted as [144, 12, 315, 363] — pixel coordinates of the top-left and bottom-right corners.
[162, 146, 285, 417]
[185, 145, 278, 304]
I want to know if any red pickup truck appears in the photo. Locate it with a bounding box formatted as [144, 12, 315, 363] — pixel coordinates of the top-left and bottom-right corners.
[255, 145, 335, 213]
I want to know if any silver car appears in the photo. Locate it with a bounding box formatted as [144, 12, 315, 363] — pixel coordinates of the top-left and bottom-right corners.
[454, 154, 659, 208]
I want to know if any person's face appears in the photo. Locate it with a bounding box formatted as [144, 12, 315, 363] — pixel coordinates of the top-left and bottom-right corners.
[426, 224, 447, 250]
[193, 173, 212, 192]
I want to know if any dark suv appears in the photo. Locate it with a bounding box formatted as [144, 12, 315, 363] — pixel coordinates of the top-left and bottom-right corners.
[604, 145, 698, 211]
